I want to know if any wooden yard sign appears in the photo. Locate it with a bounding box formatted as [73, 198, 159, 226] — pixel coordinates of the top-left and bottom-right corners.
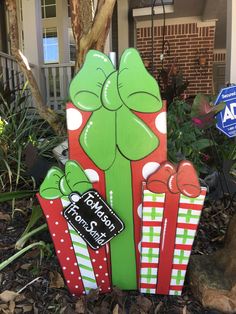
[37, 48, 205, 296]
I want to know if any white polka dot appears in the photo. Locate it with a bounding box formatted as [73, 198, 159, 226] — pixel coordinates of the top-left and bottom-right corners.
[72, 293, 75, 296]
[71, 271, 74, 275]
[70, 247, 73, 250]
[63, 266, 66, 270]
[138, 241, 142, 253]
[67, 108, 83, 131]
[70, 193, 81, 203]
[78, 277, 82, 280]
[52, 233, 56, 237]
[105, 273, 108, 276]
[137, 203, 142, 218]
[108, 287, 111, 290]
[155, 112, 167, 134]
[92, 259, 96, 262]
[96, 251, 99, 254]
[103, 257, 107, 261]
[66, 257, 70, 261]
[75, 285, 79, 288]
[55, 221, 59, 225]
[50, 201, 53, 204]
[99, 265, 102, 269]
[84, 169, 100, 183]
[74, 263, 77, 266]
[83, 291, 86, 294]
[46, 215, 50, 218]
[99, 288, 102, 291]
[60, 239, 64, 243]
[65, 230, 68, 234]
[57, 250, 61, 254]
[102, 280, 105, 283]
[142, 162, 160, 180]
[67, 280, 70, 283]
[96, 274, 99, 277]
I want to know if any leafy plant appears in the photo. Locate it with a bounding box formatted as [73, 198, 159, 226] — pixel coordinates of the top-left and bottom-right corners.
[191, 93, 226, 129]
[0, 241, 47, 271]
[0, 80, 64, 194]
[167, 99, 214, 174]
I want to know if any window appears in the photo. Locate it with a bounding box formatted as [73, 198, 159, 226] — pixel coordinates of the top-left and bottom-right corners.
[43, 28, 59, 63]
[41, 0, 56, 19]
[68, 28, 76, 61]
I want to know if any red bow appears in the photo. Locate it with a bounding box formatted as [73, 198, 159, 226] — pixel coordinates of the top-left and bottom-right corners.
[147, 160, 201, 198]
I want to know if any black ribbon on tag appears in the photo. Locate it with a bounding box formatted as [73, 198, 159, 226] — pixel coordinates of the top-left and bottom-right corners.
[63, 190, 125, 250]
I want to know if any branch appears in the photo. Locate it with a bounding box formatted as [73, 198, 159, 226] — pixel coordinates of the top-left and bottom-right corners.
[75, 0, 116, 71]
[5, 0, 65, 135]
[69, 0, 93, 71]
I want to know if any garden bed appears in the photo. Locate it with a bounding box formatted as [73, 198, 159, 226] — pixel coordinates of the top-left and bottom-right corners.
[0, 196, 234, 314]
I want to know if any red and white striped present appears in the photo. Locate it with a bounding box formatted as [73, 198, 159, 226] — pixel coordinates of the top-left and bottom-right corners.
[37, 194, 111, 296]
[139, 161, 207, 295]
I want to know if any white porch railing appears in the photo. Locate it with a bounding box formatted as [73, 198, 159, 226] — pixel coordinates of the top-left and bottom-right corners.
[0, 51, 75, 112]
[0, 51, 27, 93]
[41, 63, 75, 111]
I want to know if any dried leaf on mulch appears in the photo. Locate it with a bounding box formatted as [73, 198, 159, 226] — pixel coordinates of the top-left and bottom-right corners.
[136, 295, 152, 312]
[75, 297, 86, 314]
[49, 271, 64, 288]
[0, 290, 19, 302]
[0, 212, 10, 222]
[112, 304, 119, 314]
[86, 287, 100, 302]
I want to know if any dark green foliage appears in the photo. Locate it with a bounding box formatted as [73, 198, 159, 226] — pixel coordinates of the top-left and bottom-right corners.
[0, 81, 64, 192]
[167, 99, 214, 174]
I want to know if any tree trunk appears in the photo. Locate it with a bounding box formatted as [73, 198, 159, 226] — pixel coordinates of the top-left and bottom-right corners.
[70, 0, 116, 72]
[5, 0, 65, 135]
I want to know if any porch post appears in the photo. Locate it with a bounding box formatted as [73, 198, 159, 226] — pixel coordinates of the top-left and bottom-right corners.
[21, 0, 44, 95]
[226, 0, 236, 84]
[117, 0, 129, 58]
[57, 0, 70, 63]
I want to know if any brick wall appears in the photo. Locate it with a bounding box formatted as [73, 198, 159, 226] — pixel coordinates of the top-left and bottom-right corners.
[136, 21, 216, 96]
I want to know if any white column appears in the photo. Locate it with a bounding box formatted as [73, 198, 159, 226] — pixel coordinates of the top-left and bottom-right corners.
[117, 0, 129, 58]
[21, 0, 44, 92]
[57, 0, 69, 63]
[226, 0, 236, 84]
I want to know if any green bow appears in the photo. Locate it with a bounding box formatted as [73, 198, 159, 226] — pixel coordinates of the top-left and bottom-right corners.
[39, 160, 92, 199]
[69, 48, 163, 170]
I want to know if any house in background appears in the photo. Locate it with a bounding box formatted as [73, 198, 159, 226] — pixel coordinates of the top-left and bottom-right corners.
[0, 0, 235, 110]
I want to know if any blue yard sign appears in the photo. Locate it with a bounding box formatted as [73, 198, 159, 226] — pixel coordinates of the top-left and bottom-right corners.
[215, 86, 236, 138]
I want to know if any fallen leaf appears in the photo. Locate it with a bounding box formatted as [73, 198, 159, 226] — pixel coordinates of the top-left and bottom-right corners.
[0, 290, 19, 303]
[86, 287, 100, 302]
[182, 305, 187, 314]
[75, 298, 86, 313]
[9, 300, 15, 313]
[0, 212, 10, 221]
[20, 263, 32, 270]
[154, 301, 164, 314]
[136, 295, 152, 312]
[49, 271, 64, 288]
[0, 303, 8, 310]
[113, 304, 119, 314]
[22, 304, 33, 312]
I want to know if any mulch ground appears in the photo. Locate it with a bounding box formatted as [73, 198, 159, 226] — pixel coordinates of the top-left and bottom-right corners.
[0, 196, 235, 314]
